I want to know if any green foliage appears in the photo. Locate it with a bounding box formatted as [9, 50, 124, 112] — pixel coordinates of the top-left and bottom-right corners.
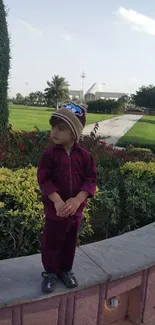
[44, 75, 70, 109]
[1, 125, 155, 259]
[132, 85, 155, 110]
[0, 0, 10, 131]
[13, 91, 46, 107]
[0, 168, 43, 259]
[0, 167, 93, 260]
[87, 99, 124, 114]
[90, 167, 121, 239]
[120, 162, 155, 231]
[89, 160, 155, 240]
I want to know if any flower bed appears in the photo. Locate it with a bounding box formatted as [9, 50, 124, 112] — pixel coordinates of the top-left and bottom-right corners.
[1, 127, 155, 259]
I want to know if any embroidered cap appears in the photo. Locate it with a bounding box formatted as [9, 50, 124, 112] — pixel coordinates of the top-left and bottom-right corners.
[50, 102, 87, 140]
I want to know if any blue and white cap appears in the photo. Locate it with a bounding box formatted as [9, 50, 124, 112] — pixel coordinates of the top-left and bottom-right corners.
[51, 102, 86, 140]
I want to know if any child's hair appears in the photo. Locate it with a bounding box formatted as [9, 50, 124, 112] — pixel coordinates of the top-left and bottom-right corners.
[49, 116, 62, 127]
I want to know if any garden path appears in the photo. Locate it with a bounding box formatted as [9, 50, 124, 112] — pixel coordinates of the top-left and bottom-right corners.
[83, 114, 142, 145]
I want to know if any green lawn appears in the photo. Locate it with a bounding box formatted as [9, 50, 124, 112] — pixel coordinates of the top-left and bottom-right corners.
[117, 115, 155, 151]
[9, 105, 121, 131]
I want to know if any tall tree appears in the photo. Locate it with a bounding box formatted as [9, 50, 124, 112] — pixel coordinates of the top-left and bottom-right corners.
[28, 92, 37, 106]
[132, 85, 155, 110]
[14, 93, 25, 105]
[35, 91, 45, 106]
[44, 75, 70, 110]
[0, 0, 10, 131]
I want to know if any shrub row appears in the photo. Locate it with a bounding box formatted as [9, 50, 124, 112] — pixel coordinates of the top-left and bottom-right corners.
[87, 99, 124, 114]
[1, 161, 155, 260]
[1, 127, 155, 169]
[89, 161, 155, 241]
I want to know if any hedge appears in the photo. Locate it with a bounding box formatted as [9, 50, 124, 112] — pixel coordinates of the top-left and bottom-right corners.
[89, 161, 155, 240]
[1, 161, 155, 260]
[0, 0, 10, 131]
[87, 99, 124, 114]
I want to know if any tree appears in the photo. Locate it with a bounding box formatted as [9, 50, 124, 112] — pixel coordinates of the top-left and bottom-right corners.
[35, 91, 45, 106]
[0, 0, 10, 131]
[132, 85, 155, 110]
[28, 92, 37, 106]
[44, 75, 70, 109]
[14, 93, 25, 105]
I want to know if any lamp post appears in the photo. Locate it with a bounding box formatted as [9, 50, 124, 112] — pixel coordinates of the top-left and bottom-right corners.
[81, 72, 86, 102]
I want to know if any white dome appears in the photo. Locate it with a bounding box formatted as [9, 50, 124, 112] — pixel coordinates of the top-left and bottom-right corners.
[85, 83, 105, 95]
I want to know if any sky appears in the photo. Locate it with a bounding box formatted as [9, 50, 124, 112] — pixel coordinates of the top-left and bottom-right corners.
[4, 0, 155, 97]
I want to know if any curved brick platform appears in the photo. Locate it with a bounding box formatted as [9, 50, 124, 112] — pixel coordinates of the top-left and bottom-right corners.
[0, 223, 155, 325]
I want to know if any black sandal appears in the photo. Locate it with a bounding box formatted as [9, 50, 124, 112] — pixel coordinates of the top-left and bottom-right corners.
[42, 272, 57, 293]
[58, 270, 78, 288]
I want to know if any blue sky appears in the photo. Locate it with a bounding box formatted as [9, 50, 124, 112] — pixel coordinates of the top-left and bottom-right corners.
[5, 0, 155, 96]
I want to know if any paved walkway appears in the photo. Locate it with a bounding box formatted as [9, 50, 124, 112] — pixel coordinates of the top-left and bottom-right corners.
[83, 114, 142, 145]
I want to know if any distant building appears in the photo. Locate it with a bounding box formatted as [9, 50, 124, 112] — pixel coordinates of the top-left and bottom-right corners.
[84, 83, 126, 102]
[69, 83, 126, 103]
[69, 90, 83, 100]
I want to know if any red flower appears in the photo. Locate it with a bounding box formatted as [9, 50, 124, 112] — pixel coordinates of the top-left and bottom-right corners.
[23, 133, 28, 137]
[31, 131, 35, 135]
[100, 140, 107, 146]
[20, 144, 25, 152]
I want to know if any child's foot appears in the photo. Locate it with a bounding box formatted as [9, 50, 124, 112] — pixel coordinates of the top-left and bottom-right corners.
[58, 270, 78, 288]
[41, 272, 57, 293]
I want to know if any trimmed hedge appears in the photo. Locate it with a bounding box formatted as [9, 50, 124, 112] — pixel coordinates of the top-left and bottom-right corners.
[1, 161, 155, 259]
[120, 162, 155, 231]
[0, 0, 10, 131]
[89, 161, 155, 240]
[87, 99, 124, 114]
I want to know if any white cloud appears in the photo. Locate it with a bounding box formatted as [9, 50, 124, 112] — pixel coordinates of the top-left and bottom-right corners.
[116, 7, 155, 36]
[18, 20, 44, 37]
[61, 30, 72, 42]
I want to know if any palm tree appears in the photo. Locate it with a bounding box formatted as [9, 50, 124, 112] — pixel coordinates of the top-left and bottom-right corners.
[44, 75, 70, 110]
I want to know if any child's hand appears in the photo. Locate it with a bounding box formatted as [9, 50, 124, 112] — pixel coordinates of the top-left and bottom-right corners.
[54, 199, 66, 217]
[61, 197, 81, 217]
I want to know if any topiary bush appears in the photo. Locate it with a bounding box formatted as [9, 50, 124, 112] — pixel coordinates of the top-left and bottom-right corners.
[0, 0, 10, 132]
[0, 167, 93, 260]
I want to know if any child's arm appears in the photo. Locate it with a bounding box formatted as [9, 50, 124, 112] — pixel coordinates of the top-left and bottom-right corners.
[37, 151, 65, 215]
[62, 153, 97, 217]
[37, 150, 57, 197]
[79, 153, 97, 198]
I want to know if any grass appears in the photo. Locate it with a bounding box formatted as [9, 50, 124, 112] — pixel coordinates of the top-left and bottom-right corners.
[9, 104, 121, 131]
[117, 115, 155, 151]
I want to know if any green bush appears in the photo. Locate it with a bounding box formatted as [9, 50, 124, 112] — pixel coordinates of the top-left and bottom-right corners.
[89, 161, 155, 240]
[0, 167, 93, 260]
[120, 162, 155, 231]
[87, 99, 124, 114]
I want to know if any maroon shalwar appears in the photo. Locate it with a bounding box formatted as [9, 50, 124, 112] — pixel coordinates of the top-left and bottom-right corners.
[37, 143, 97, 274]
[42, 216, 81, 273]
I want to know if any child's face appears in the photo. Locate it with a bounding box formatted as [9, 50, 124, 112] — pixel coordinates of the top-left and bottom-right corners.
[50, 120, 75, 146]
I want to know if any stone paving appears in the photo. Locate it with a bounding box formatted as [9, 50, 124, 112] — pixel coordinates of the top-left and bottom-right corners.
[83, 114, 142, 145]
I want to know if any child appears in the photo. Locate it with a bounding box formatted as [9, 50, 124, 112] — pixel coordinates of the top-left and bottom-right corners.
[37, 103, 97, 293]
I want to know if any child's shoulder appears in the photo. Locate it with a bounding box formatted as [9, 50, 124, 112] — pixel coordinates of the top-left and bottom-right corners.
[76, 145, 92, 159]
[42, 145, 56, 158]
